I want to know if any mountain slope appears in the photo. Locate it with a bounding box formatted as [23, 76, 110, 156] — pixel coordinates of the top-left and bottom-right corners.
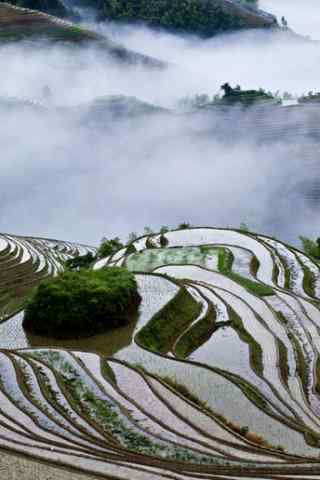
[0, 3, 165, 66]
[97, 0, 278, 37]
[5, 0, 72, 18]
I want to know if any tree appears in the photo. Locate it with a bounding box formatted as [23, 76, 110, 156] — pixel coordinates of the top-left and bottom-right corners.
[126, 243, 137, 255]
[146, 236, 157, 249]
[221, 82, 234, 96]
[239, 222, 249, 232]
[300, 236, 320, 260]
[65, 252, 95, 270]
[178, 222, 191, 230]
[160, 234, 169, 247]
[128, 232, 138, 243]
[160, 226, 169, 234]
[99, 237, 123, 258]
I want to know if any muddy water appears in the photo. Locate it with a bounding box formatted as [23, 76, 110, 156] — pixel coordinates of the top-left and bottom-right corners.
[0, 310, 138, 356]
[0, 273, 178, 355]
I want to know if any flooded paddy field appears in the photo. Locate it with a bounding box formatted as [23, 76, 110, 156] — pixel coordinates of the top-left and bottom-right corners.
[1, 228, 320, 478]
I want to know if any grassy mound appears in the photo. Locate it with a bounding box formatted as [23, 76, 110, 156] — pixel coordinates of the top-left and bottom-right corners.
[23, 267, 141, 339]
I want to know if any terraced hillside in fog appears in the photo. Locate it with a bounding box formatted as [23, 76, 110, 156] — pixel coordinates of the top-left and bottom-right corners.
[97, 0, 278, 37]
[1, 227, 320, 478]
[0, 3, 164, 66]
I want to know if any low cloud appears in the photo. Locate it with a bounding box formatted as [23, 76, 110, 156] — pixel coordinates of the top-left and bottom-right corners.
[0, 9, 319, 246]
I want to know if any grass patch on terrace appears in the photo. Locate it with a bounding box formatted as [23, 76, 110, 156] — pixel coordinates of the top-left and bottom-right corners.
[217, 248, 233, 273]
[126, 246, 221, 273]
[301, 263, 317, 298]
[174, 302, 218, 358]
[23, 267, 141, 339]
[288, 332, 309, 394]
[230, 308, 264, 377]
[227, 272, 274, 296]
[276, 338, 290, 387]
[136, 286, 202, 354]
[219, 248, 274, 296]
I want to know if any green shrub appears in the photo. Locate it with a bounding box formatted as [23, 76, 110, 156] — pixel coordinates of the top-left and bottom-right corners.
[65, 252, 96, 270]
[240, 425, 249, 436]
[178, 222, 191, 229]
[98, 237, 123, 258]
[145, 236, 156, 249]
[23, 267, 141, 339]
[159, 233, 169, 248]
[300, 236, 320, 260]
[126, 243, 137, 255]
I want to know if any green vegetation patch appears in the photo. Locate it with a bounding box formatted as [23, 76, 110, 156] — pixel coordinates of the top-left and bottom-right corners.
[218, 83, 276, 107]
[100, 0, 267, 38]
[276, 338, 290, 387]
[65, 252, 96, 270]
[227, 271, 274, 296]
[218, 248, 274, 296]
[288, 332, 309, 394]
[126, 246, 221, 273]
[174, 302, 218, 358]
[230, 308, 264, 377]
[136, 287, 202, 353]
[23, 267, 141, 339]
[300, 235, 320, 261]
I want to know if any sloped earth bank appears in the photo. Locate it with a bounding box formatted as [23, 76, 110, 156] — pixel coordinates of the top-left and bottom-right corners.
[1, 228, 320, 478]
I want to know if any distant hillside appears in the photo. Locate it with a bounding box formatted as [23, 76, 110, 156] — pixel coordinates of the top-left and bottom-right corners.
[96, 0, 278, 37]
[4, 0, 72, 18]
[75, 95, 170, 126]
[0, 3, 165, 66]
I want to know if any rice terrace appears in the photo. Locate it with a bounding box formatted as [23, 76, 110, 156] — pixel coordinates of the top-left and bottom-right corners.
[1, 0, 320, 478]
[0, 226, 319, 478]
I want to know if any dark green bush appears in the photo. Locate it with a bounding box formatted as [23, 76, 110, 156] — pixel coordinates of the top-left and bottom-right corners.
[98, 237, 123, 258]
[65, 252, 96, 270]
[300, 236, 320, 260]
[23, 267, 141, 339]
[178, 222, 191, 229]
[145, 236, 157, 249]
[126, 243, 137, 255]
[159, 234, 169, 247]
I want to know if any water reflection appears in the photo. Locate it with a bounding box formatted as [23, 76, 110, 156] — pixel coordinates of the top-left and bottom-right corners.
[0, 310, 138, 356]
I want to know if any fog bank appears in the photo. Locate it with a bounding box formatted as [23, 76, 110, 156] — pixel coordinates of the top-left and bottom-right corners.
[0, 9, 319, 246]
